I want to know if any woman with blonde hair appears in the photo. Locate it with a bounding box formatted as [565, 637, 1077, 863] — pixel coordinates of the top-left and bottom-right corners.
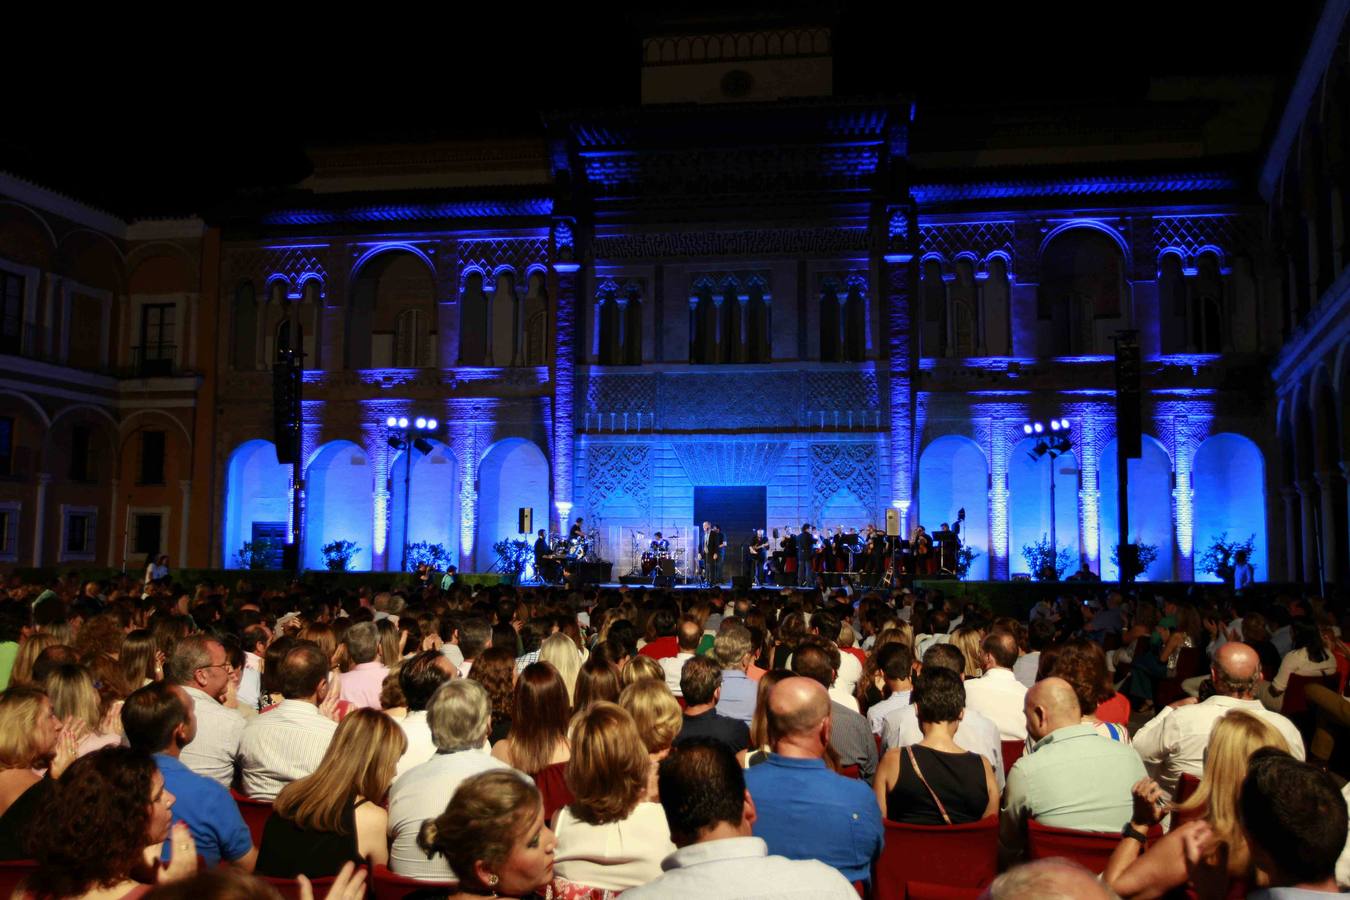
[43, 663, 120, 757]
[10, 633, 58, 688]
[746, 669, 795, 767]
[0, 686, 80, 858]
[618, 678, 682, 800]
[619, 654, 663, 687]
[540, 633, 582, 704]
[553, 703, 674, 894]
[256, 707, 407, 877]
[1103, 710, 1290, 897]
[950, 626, 985, 679]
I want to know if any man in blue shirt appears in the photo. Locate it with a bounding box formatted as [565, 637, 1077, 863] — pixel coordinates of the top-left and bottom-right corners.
[744, 676, 883, 883]
[713, 622, 758, 725]
[122, 681, 256, 870]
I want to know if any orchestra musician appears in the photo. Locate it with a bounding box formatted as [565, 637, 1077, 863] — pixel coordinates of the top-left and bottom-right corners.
[533, 528, 558, 584]
[777, 528, 797, 584]
[747, 528, 769, 586]
[913, 524, 934, 576]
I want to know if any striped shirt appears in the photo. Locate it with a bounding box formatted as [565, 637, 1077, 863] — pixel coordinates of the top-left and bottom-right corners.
[239, 699, 338, 800]
[179, 686, 245, 789]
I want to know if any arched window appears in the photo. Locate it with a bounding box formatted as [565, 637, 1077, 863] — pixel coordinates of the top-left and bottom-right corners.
[690, 284, 718, 364]
[983, 257, 1011, 355]
[598, 292, 622, 365]
[819, 285, 842, 362]
[275, 319, 295, 362]
[1037, 228, 1125, 356]
[1158, 254, 1187, 354]
[622, 291, 642, 365]
[522, 273, 548, 366]
[1192, 253, 1224, 353]
[950, 260, 977, 357]
[231, 282, 257, 370]
[919, 260, 947, 357]
[395, 308, 427, 367]
[746, 284, 771, 363]
[350, 251, 435, 370]
[459, 272, 488, 366]
[842, 284, 866, 362]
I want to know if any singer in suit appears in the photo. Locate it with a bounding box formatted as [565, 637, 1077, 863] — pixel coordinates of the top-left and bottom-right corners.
[707, 523, 725, 585]
[797, 523, 815, 586]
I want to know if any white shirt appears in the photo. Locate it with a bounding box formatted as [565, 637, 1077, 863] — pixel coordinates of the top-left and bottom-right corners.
[1336, 782, 1350, 890]
[866, 690, 911, 736]
[913, 632, 949, 661]
[178, 686, 245, 789]
[881, 703, 1006, 789]
[389, 749, 519, 880]
[439, 643, 465, 670]
[1272, 648, 1337, 691]
[238, 699, 338, 800]
[963, 668, 1029, 741]
[395, 710, 437, 779]
[1012, 653, 1040, 689]
[553, 802, 676, 891]
[834, 651, 863, 698]
[1132, 695, 1306, 797]
[621, 836, 858, 900]
[828, 685, 859, 713]
[660, 652, 695, 697]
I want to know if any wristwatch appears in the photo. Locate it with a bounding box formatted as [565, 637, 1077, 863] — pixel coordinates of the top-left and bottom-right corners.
[1121, 823, 1148, 844]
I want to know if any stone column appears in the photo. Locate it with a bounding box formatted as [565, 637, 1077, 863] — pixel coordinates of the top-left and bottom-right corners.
[737, 292, 749, 363]
[883, 256, 915, 511]
[178, 480, 192, 566]
[988, 419, 1010, 580]
[1298, 480, 1320, 584]
[106, 478, 120, 566]
[1317, 468, 1342, 585]
[552, 263, 580, 535]
[1281, 486, 1302, 582]
[712, 295, 725, 362]
[687, 295, 699, 362]
[33, 474, 50, 567]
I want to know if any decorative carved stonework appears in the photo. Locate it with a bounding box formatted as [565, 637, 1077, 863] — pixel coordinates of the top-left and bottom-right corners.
[592, 228, 870, 260]
[586, 445, 652, 517]
[671, 442, 788, 486]
[810, 443, 879, 517]
[457, 238, 550, 279]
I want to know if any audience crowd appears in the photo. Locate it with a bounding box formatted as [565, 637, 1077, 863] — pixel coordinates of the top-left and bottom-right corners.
[0, 569, 1348, 898]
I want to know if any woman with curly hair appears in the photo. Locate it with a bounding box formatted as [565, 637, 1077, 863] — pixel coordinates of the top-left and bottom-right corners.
[256, 708, 406, 877]
[469, 647, 517, 744]
[22, 746, 196, 899]
[1048, 638, 1132, 740]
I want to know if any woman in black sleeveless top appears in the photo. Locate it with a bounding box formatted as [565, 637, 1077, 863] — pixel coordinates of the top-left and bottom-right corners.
[873, 668, 998, 825]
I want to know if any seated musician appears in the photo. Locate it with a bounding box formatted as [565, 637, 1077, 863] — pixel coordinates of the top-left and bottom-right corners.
[533, 529, 555, 583]
[650, 532, 669, 553]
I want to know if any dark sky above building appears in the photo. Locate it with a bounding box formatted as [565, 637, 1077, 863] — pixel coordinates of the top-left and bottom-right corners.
[1, 1, 1322, 219]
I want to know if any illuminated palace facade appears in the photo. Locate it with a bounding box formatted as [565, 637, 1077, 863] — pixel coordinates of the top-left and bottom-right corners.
[1, 10, 1346, 583]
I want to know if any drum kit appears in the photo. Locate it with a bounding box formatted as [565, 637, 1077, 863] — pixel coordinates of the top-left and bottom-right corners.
[628, 528, 686, 585]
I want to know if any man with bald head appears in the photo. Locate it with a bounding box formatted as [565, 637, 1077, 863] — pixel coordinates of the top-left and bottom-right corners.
[744, 677, 883, 884]
[999, 677, 1146, 865]
[1133, 641, 1306, 797]
[963, 631, 1028, 741]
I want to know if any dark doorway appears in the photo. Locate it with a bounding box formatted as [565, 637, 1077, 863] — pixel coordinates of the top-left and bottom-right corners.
[693, 486, 766, 580]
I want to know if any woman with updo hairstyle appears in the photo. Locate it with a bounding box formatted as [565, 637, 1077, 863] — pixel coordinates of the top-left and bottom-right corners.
[491, 662, 571, 777]
[552, 702, 674, 893]
[619, 653, 663, 688]
[618, 678, 682, 800]
[22, 746, 195, 899]
[417, 770, 556, 899]
[1048, 638, 1131, 738]
[469, 646, 517, 744]
[571, 657, 621, 713]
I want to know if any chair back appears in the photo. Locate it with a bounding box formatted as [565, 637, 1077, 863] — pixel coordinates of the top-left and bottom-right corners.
[371, 864, 458, 900]
[1000, 739, 1026, 776]
[259, 875, 337, 900]
[1175, 772, 1202, 805]
[535, 761, 574, 825]
[904, 882, 982, 900]
[839, 763, 861, 779]
[0, 860, 39, 899]
[231, 788, 273, 848]
[1283, 672, 1339, 718]
[1026, 818, 1158, 873]
[872, 815, 998, 900]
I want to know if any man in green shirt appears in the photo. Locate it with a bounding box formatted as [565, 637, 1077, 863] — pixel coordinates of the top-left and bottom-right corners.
[999, 677, 1145, 866]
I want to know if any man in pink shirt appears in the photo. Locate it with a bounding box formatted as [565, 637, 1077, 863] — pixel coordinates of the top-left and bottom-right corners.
[337, 621, 388, 709]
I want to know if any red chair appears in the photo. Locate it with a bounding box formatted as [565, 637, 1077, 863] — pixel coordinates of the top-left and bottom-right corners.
[1026, 819, 1160, 873]
[1282, 672, 1339, 718]
[535, 761, 574, 825]
[0, 860, 39, 898]
[872, 815, 999, 900]
[1155, 646, 1203, 707]
[1175, 772, 1202, 805]
[259, 875, 338, 900]
[905, 882, 982, 900]
[1000, 739, 1026, 776]
[231, 788, 273, 848]
[371, 864, 458, 900]
[839, 764, 862, 779]
[1334, 653, 1350, 695]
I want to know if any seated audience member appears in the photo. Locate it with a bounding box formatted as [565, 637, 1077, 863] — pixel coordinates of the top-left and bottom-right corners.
[1014, 619, 1056, 689]
[659, 617, 702, 697]
[619, 678, 683, 800]
[1048, 638, 1131, 741]
[714, 623, 758, 725]
[455, 616, 493, 679]
[121, 682, 257, 870]
[623, 740, 857, 899]
[553, 703, 675, 892]
[1125, 602, 1204, 712]
[1261, 621, 1338, 712]
[984, 858, 1116, 900]
[810, 611, 863, 699]
[962, 631, 1028, 742]
[469, 646, 517, 744]
[1230, 750, 1348, 897]
[881, 644, 1004, 787]
[491, 662, 571, 776]
[864, 644, 914, 737]
[167, 634, 245, 788]
[621, 653, 664, 687]
[44, 663, 121, 757]
[417, 770, 557, 898]
[746, 669, 794, 766]
[950, 627, 986, 680]
[23, 747, 197, 899]
[394, 650, 456, 778]
[0, 686, 78, 859]
[390, 680, 515, 880]
[1103, 710, 1289, 898]
[239, 641, 340, 800]
[336, 621, 388, 709]
[573, 656, 621, 711]
[791, 641, 877, 782]
[874, 668, 998, 824]
[141, 863, 366, 900]
[674, 656, 750, 759]
[540, 633, 583, 704]
[744, 677, 883, 883]
[999, 677, 1145, 864]
[256, 707, 404, 877]
[1133, 642, 1305, 798]
[638, 609, 680, 660]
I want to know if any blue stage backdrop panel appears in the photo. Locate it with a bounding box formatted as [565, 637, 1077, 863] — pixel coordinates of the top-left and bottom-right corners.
[693, 486, 766, 579]
[1008, 440, 1081, 577]
[917, 436, 990, 580]
[224, 439, 291, 569]
[1099, 435, 1174, 581]
[1193, 433, 1267, 582]
[476, 438, 550, 573]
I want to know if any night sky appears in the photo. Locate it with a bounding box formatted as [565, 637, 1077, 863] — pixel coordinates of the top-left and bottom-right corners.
[1, 1, 1322, 219]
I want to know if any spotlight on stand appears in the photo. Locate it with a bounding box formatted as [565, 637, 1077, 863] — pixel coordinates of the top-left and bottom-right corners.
[383, 413, 443, 573]
[1023, 420, 1073, 460]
